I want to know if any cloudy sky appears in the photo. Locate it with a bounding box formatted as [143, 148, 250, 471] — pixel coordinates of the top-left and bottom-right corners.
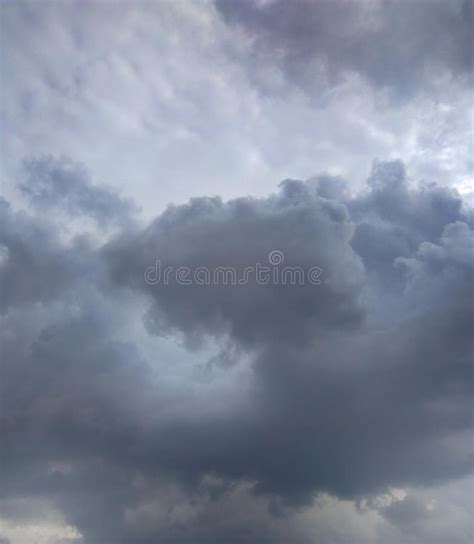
[0, 1, 473, 543]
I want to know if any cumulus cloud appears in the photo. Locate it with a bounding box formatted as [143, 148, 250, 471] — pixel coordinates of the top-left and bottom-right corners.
[19, 156, 136, 227]
[0, 198, 90, 311]
[1, 1, 473, 542]
[106, 177, 366, 348]
[1, 158, 472, 543]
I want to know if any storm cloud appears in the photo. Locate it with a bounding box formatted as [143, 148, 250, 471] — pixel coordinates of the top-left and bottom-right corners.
[1, 156, 473, 543]
[1, 1, 473, 542]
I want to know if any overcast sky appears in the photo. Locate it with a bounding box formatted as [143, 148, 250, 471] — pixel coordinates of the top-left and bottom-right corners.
[1, 1, 473, 543]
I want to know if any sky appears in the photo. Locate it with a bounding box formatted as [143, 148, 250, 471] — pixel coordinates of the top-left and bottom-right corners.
[0, 1, 473, 543]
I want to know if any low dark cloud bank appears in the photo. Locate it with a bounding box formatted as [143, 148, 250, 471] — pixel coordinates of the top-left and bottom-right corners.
[1, 157, 472, 543]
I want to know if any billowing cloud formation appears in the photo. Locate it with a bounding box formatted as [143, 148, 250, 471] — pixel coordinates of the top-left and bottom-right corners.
[1, 157, 472, 543]
[107, 177, 366, 348]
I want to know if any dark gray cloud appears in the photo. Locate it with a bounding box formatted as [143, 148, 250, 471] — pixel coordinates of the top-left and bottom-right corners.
[2, 1, 472, 542]
[106, 178, 366, 348]
[1, 157, 472, 542]
[216, 0, 473, 98]
[349, 160, 466, 287]
[0, 197, 96, 311]
[19, 156, 137, 227]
